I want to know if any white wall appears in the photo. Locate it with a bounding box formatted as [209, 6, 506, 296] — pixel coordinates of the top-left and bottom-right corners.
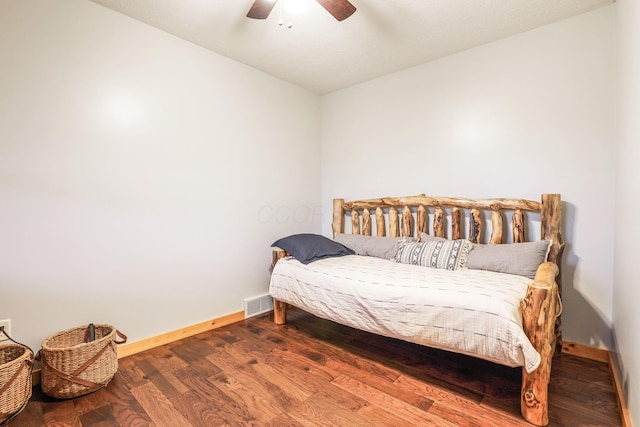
[614, 0, 640, 423]
[0, 0, 321, 353]
[322, 7, 616, 348]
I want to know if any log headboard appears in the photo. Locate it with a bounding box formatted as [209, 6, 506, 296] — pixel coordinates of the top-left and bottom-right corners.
[332, 193, 565, 354]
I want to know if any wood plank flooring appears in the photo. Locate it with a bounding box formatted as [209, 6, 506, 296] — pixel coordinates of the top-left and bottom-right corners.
[18, 307, 621, 426]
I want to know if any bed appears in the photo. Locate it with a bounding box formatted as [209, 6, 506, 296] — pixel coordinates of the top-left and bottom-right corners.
[269, 193, 564, 426]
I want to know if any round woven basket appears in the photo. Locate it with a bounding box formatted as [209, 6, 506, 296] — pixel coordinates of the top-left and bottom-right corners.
[0, 343, 33, 425]
[39, 324, 126, 399]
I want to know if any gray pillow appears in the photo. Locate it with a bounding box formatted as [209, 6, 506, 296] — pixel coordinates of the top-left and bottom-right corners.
[334, 234, 415, 260]
[420, 232, 447, 242]
[465, 240, 551, 279]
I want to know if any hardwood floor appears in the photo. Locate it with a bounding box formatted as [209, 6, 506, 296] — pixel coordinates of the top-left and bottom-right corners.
[18, 307, 621, 426]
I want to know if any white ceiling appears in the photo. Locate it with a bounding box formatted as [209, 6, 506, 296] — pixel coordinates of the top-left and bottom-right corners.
[88, 0, 613, 95]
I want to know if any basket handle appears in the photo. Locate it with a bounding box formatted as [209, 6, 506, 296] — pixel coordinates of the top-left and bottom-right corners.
[114, 330, 127, 345]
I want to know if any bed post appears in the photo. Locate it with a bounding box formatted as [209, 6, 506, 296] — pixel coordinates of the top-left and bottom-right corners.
[521, 262, 560, 426]
[333, 198, 345, 238]
[540, 193, 565, 355]
[521, 194, 562, 426]
[273, 300, 287, 325]
[271, 248, 289, 325]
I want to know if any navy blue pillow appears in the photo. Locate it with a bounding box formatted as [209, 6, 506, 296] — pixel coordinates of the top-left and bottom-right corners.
[271, 233, 354, 264]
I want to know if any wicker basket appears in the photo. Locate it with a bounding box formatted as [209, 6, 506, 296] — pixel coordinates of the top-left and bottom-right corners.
[38, 324, 127, 399]
[0, 343, 33, 425]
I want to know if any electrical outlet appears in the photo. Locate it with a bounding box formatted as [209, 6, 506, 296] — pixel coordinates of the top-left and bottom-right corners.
[0, 319, 11, 342]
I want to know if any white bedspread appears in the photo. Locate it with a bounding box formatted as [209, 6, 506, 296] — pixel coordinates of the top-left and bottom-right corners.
[269, 255, 540, 373]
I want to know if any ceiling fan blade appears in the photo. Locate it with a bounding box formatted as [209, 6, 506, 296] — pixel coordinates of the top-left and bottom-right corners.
[247, 0, 278, 19]
[315, 0, 356, 21]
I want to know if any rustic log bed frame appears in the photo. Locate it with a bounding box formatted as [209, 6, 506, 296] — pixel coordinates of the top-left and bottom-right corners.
[271, 193, 564, 426]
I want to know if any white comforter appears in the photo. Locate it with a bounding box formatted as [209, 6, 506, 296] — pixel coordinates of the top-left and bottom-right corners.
[269, 254, 540, 373]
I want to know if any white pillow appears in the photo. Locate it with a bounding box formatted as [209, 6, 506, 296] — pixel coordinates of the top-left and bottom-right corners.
[394, 238, 472, 270]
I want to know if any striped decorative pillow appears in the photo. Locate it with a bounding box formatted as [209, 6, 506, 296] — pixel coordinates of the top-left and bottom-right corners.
[394, 238, 472, 270]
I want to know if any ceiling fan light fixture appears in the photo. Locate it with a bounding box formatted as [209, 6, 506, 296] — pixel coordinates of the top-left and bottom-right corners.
[247, 0, 355, 22]
[284, 0, 308, 15]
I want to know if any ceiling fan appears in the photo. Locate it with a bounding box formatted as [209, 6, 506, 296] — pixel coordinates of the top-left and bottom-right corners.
[247, 0, 356, 22]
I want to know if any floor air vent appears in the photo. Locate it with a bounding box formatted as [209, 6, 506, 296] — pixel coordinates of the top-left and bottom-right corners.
[244, 294, 274, 318]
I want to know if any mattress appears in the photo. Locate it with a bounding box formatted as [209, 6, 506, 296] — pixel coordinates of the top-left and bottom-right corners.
[269, 254, 540, 373]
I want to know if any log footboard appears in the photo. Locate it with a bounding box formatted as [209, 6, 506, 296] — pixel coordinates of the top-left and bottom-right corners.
[521, 261, 560, 426]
